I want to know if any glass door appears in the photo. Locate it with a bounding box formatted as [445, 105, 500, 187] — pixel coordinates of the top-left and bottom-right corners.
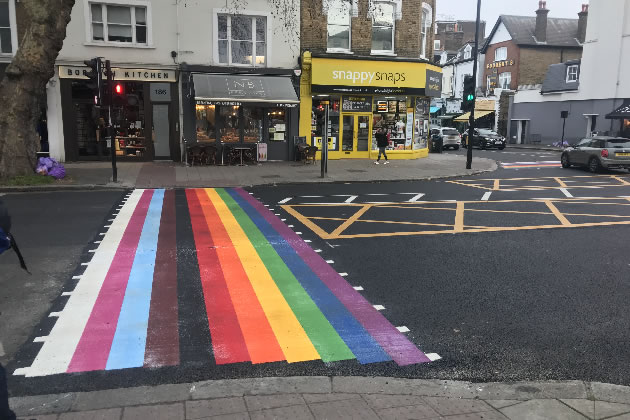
[357, 115, 370, 152]
[342, 115, 354, 152]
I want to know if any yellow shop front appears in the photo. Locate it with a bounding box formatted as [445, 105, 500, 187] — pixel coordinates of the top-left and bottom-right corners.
[299, 53, 442, 160]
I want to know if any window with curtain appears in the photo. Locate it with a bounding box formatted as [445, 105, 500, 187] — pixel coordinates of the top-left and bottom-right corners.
[0, 0, 13, 54]
[218, 15, 266, 66]
[494, 46, 507, 61]
[327, 0, 351, 51]
[498, 72, 511, 89]
[371, 1, 395, 53]
[89, 3, 148, 44]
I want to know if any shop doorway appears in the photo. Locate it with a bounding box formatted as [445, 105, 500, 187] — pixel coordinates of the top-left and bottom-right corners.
[152, 104, 171, 159]
[341, 114, 371, 157]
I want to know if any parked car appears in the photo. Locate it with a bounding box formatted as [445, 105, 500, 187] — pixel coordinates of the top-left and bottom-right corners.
[431, 127, 462, 150]
[561, 136, 630, 173]
[462, 128, 506, 150]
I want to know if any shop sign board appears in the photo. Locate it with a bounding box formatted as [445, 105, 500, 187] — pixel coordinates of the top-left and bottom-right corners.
[342, 96, 372, 112]
[150, 83, 171, 102]
[475, 99, 495, 111]
[59, 66, 177, 82]
[311, 58, 441, 95]
[424, 69, 443, 97]
[486, 60, 514, 69]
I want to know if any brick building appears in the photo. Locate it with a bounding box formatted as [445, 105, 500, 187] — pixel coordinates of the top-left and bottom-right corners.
[298, 0, 442, 161]
[481, 1, 586, 94]
[433, 20, 486, 64]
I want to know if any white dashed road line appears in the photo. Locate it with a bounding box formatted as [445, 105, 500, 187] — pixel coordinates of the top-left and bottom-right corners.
[560, 188, 573, 198]
[278, 197, 292, 204]
[481, 192, 492, 201]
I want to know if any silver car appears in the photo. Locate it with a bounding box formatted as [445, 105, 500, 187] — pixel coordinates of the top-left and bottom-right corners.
[437, 127, 462, 150]
[561, 136, 630, 172]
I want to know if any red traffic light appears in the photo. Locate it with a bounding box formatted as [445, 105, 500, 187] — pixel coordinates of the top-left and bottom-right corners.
[115, 84, 123, 94]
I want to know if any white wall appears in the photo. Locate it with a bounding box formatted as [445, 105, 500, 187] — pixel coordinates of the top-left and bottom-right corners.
[576, 0, 630, 100]
[177, 0, 300, 69]
[57, 0, 177, 67]
[491, 22, 512, 45]
[441, 64, 453, 97]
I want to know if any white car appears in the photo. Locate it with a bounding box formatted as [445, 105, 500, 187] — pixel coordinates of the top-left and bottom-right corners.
[434, 127, 462, 150]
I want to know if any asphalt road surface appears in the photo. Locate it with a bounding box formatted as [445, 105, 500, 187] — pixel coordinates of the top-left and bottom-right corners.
[3, 148, 630, 397]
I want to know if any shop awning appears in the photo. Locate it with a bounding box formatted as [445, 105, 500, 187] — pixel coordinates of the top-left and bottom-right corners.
[454, 110, 494, 122]
[606, 100, 630, 119]
[193, 74, 299, 105]
[430, 106, 440, 114]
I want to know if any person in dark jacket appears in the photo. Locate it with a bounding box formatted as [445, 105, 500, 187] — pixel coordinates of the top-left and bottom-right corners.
[375, 127, 389, 164]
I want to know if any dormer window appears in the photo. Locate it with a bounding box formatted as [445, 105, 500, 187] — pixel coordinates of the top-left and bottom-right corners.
[464, 45, 472, 59]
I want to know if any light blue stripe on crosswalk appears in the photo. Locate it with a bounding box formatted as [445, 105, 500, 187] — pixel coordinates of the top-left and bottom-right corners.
[106, 189, 164, 370]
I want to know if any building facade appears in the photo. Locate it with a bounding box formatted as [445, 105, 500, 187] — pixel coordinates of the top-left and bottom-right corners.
[0, 0, 18, 80]
[509, 0, 630, 144]
[433, 19, 485, 64]
[299, 0, 441, 160]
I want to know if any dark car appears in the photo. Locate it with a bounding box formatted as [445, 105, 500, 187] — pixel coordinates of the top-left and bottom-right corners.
[462, 128, 506, 150]
[561, 136, 630, 173]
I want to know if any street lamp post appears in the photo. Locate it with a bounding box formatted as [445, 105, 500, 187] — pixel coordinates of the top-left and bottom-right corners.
[466, 0, 483, 170]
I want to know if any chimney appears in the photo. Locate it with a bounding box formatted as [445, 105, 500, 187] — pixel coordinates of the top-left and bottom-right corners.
[577, 4, 588, 43]
[535, 1, 549, 43]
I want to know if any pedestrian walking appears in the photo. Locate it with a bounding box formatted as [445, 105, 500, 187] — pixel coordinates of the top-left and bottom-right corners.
[375, 127, 389, 164]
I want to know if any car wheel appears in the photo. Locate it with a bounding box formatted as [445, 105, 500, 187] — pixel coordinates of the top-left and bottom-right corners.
[480, 143, 486, 150]
[588, 157, 601, 173]
[454, 145, 460, 150]
[561, 153, 571, 168]
[498, 146, 505, 150]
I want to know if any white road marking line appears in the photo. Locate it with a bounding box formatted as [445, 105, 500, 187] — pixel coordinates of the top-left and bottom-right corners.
[407, 193, 425, 202]
[288, 225, 294, 228]
[88, 250, 97, 253]
[296, 232, 303, 235]
[440, 200, 457, 202]
[396, 326, 410, 333]
[560, 188, 573, 198]
[33, 337, 46, 343]
[353, 286, 364, 291]
[275, 214, 281, 216]
[108, 219, 115, 222]
[104, 225, 111, 228]
[278, 197, 292, 204]
[315, 249, 322, 253]
[264, 204, 269, 207]
[17, 189, 144, 377]
[80, 263, 89, 266]
[304, 239, 312, 243]
[249, 192, 254, 194]
[367, 202, 395, 204]
[281, 219, 287, 221]
[618, 196, 630, 198]
[481, 192, 492, 201]
[72, 276, 82, 280]
[502, 189, 518, 192]
[373, 305, 386, 311]
[301, 195, 323, 198]
[49, 312, 61, 318]
[326, 260, 334, 264]
[345, 195, 358, 203]
[339, 272, 348, 277]
[426, 353, 442, 361]
[269, 208, 275, 211]
[366, 193, 388, 196]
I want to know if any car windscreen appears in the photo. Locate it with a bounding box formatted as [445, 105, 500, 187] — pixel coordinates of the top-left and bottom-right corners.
[442, 129, 459, 136]
[478, 129, 498, 136]
[605, 139, 630, 148]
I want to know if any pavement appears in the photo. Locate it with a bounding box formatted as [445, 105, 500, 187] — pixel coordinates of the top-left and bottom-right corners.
[0, 153, 497, 192]
[10, 376, 630, 419]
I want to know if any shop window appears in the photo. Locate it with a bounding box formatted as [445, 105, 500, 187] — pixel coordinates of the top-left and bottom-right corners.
[89, 2, 149, 45]
[371, 2, 395, 54]
[220, 105, 240, 143]
[433, 40, 440, 51]
[196, 104, 216, 142]
[0, 0, 16, 55]
[498, 71, 511, 89]
[269, 108, 287, 141]
[217, 14, 267, 67]
[494, 46, 507, 62]
[566, 65, 579, 83]
[373, 96, 410, 150]
[327, 0, 351, 51]
[243, 107, 263, 143]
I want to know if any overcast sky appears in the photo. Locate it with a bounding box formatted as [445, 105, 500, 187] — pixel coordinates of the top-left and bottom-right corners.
[436, 0, 589, 36]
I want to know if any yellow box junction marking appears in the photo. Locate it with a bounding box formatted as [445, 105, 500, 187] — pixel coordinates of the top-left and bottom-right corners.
[282, 197, 630, 240]
[447, 175, 630, 192]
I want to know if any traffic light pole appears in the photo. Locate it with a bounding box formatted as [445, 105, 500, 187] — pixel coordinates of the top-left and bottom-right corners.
[106, 60, 118, 183]
[466, 0, 482, 170]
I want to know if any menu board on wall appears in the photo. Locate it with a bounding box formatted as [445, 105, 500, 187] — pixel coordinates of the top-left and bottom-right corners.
[342, 96, 372, 112]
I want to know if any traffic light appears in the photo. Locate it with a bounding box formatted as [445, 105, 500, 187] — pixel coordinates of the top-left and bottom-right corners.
[462, 75, 475, 112]
[114, 83, 123, 95]
[84, 57, 102, 105]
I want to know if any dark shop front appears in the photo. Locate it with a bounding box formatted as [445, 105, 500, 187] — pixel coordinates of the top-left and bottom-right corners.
[58, 65, 180, 162]
[183, 72, 299, 161]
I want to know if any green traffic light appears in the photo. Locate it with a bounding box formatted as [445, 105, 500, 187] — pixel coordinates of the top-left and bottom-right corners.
[467, 94, 474, 100]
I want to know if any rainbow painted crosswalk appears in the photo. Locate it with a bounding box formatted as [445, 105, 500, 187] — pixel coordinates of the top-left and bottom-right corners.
[15, 188, 431, 377]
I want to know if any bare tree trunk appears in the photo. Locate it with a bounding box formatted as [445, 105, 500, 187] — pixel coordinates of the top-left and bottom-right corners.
[0, 0, 75, 179]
